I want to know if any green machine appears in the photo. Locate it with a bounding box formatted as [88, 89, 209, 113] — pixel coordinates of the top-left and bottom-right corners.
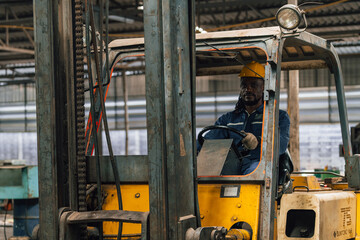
[0, 162, 38, 237]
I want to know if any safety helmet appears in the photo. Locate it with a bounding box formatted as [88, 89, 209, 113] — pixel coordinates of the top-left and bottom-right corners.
[239, 61, 265, 79]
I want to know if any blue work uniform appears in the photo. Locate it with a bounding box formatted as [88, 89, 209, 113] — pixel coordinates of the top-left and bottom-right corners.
[198, 104, 290, 175]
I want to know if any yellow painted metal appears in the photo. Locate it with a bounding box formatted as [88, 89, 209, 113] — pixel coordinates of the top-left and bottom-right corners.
[274, 201, 278, 240]
[102, 184, 149, 237]
[291, 175, 321, 190]
[102, 183, 260, 238]
[197, 183, 260, 239]
[356, 192, 360, 240]
[331, 183, 348, 190]
[227, 228, 251, 239]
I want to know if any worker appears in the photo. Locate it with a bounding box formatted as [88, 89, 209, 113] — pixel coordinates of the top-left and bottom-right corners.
[198, 61, 290, 175]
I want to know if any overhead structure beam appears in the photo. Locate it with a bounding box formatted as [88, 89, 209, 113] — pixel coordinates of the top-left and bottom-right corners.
[6, 7, 9, 45]
[0, 7, 35, 57]
[0, 58, 34, 65]
[0, 45, 34, 55]
[196, 0, 250, 10]
[0, 72, 35, 78]
[0, 17, 34, 25]
[246, 4, 269, 27]
[196, 0, 356, 17]
[211, 14, 220, 27]
[0, 0, 32, 7]
[109, 8, 143, 22]
[10, 8, 35, 47]
[0, 79, 34, 85]
[246, 4, 264, 18]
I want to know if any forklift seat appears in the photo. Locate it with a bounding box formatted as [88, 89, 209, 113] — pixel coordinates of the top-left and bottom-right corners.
[278, 149, 294, 186]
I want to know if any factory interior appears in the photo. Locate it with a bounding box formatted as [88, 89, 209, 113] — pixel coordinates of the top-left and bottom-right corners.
[0, 0, 360, 239]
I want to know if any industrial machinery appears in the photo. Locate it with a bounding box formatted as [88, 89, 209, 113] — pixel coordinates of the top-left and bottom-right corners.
[33, 1, 359, 240]
[0, 161, 39, 238]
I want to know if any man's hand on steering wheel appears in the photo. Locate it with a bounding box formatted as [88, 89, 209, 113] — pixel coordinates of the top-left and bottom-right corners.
[197, 125, 259, 151]
[241, 131, 258, 150]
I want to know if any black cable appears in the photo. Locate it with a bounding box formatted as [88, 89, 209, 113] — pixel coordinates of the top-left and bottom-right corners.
[104, 2, 124, 239]
[84, 80, 110, 92]
[85, 1, 103, 239]
[89, 3, 123, 240]
[100, 0, 104, 88]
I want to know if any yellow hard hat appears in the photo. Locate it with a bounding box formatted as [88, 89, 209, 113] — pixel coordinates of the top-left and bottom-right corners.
[239, 61, 265, 79]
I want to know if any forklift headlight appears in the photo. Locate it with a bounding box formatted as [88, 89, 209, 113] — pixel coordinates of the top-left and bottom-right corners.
[276, 4, 303, 30]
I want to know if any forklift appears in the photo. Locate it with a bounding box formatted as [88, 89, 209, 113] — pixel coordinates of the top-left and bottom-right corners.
[33, 1, 359, 240]
[82, 4, 359, 240]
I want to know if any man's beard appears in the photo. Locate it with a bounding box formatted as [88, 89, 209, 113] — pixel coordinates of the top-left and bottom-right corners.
[243, 99, 259, 106]
[243, 94, 261, 106]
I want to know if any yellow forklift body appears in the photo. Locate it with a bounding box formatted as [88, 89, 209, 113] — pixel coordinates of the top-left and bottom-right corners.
[198, 183, 261, 239]
[102, 184, 150, 236]
[356, 192, 360, 240]
[329, 183, 349, 190]
[103, 183, 261, 238]
[291, 175, 321, 190]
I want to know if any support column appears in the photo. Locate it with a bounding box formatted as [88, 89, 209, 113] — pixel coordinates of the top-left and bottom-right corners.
[122, 70, 129, 155]
[34, 0, 76, 238]
[144, 0, 198, 239]
[34, 0, 59, 237]
[287, 70, 300, 171]
[287, 0, 300, 171]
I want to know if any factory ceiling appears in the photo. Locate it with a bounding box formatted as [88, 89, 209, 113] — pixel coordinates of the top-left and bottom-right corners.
[0, 0, 359, 75]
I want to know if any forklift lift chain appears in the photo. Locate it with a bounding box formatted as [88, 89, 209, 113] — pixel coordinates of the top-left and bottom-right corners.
[74, 0, 86, 213]
[73, 0, 87, 239]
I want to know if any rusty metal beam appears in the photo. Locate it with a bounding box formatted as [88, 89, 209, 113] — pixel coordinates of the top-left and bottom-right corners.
[34, 0, 59, 237]
[122, 70, 129, 155]
[34, 0, 76, 239]
[0, 38, 6, 46]
[0, 45, 34, 55]
[10, 8, 35, 47]
[144, 0, 198, 238]
[0, 17, 34, 25]
[5, 7, 9, 45]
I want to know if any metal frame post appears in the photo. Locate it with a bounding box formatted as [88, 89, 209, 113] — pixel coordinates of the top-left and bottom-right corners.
[287, 0, 300, 172]
[333, 55, 352, 157]
[34, 0, 59, 237]
[258, 40, 283, 240]
[122, 70, 129, 155]
[34, 0, 76, 238]
[144, 0, 198, 239]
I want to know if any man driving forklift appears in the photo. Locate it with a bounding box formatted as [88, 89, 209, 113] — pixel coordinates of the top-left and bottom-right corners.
[198, 61, 290, 175]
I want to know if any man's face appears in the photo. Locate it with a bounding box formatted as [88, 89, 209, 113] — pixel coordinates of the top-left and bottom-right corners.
[240, 77, 264, 106]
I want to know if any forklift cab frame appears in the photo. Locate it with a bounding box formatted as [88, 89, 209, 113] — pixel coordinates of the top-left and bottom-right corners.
[86, 26, 356, 239]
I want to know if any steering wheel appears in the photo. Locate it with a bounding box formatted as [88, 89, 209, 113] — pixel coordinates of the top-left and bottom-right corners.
[197, 125, 247, 147]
